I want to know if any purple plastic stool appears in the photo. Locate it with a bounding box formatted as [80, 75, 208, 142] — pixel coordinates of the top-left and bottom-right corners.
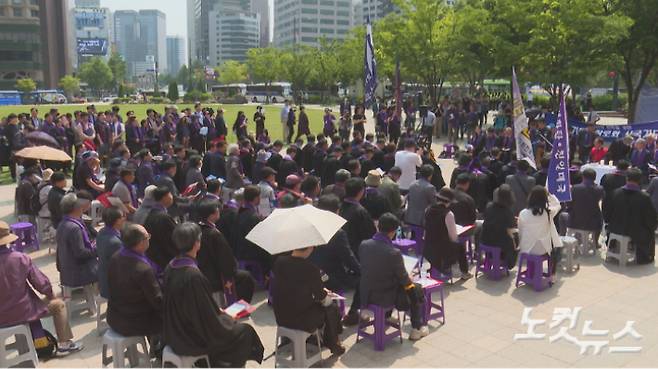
[11, 222, 39, 252]
[475, 244, 509, 280]
[238, 260, 266, 288]
[407, 225, 425, 261]
[458, 234, 474, 264]
[515, 253, 552, 291]
[356, 305, 402, 351]
[336, 289, 346, 318]
[422, 281, 446, 324]
[393, 239, 416, 256]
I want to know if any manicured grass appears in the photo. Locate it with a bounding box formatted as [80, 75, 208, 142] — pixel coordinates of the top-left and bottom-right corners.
[0, 103, 329, 143]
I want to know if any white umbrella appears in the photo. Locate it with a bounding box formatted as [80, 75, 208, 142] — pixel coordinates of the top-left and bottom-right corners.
[246, 204, 347, 255]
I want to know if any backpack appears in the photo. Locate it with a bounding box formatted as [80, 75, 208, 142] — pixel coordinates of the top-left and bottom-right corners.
[31, 183, 50, 215]
[34, 329, 58, 359]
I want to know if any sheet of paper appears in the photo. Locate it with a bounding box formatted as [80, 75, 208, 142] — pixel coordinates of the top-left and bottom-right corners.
[402, 254, 419, 275]
[456, 224, 475, 236]
[224, 302, 247, 318]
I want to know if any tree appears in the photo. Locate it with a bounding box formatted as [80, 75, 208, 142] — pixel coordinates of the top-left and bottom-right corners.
[309, 38, 341, 101]
[216, 60, 248, 84]
[246, 47, 283, 103]
[108, 52, 127, 92]
[167, 81, 179, 101]
[280, 46, 314, 102]
[607, 0, 658, 121]
[58, 75, 80, 99]
[15, 78, 37, 95]
[79, 57, 113, 96]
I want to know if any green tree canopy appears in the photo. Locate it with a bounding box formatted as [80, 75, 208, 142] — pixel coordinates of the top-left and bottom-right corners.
[15, 78, 37, 94]
[108, 52, 127, 91]
[246, 47, 284, 102]
[216, 60, 248, 84]
[79, 57, 113, 95]
[58, 75, 80, 98]
[167, 81, 179, 101]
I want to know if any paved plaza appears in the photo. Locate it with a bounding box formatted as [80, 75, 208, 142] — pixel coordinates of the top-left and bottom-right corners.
[2, 113, 656, 368]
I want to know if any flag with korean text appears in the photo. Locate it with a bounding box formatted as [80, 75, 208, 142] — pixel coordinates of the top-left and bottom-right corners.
[512, 67, 536, 169]
[547, 90, 572, 202]
[364, 18, 378, 108]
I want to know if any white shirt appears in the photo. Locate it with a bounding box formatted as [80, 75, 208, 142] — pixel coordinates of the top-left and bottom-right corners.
[518, 194, 563, 255]
[280, 105, 290, 123]
[394, 150, 423, 190]
[421, 111, 436, 127]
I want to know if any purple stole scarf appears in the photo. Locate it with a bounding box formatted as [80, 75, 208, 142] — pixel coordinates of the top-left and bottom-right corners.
[119, 246, 162, 278]
[122, 180, 138, 208]
[623, 183, 641, 192]
[372, 232, 393, 245]
[631, 150, 646, 167]
[169, 256, 199, 270]
[343, 198, 360, 206]
[63, 215, 94, 251]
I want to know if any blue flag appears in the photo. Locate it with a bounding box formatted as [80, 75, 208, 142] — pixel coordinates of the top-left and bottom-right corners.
[364, 18, 377, 107]
[547, 91, 572, 202]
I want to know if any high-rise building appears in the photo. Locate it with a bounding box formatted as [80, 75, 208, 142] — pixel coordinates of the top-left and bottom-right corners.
[251, 0, 270, 47]
[361, 0, 395, 23]
[71, 4, 113, 69]
[273, 0, 353, 48]
[114, 9, 167, 79]
[0, 0, 72, 89]
[187, 0, 220, 64]
[208, 1, 259, 66]
[167, 36, 186, 75]
[75, 0, 100, 7]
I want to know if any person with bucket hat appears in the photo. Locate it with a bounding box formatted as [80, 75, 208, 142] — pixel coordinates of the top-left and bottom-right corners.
[0, 221, 83, 353]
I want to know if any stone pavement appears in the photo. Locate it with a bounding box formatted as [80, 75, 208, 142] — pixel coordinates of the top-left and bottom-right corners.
[3, 112, 657, 368]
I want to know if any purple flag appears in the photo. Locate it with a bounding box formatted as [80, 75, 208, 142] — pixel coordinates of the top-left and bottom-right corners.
[547, 91, 572, 202]
[364, 18, 378, 107]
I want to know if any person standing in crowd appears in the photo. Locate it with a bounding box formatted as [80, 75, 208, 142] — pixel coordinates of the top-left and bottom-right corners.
[286, 105, 296, 144]
[107, 223, 163, 347]
[144, 186, 178, 270]
[481, 184, 518, 269]
[606, 135, 633, 163]
[568, 169, 604, 247]
[197, 200, 255, 303]
[394, 140, 423, 194]
[518, 186, 562, 282]
[296, 105, 310, 142]
[253, 106, 266, 139]
[0, 221, 83, 353]
[353, 105, 367, 138]
[56, 193, 98, 289]
[96, 207, 126, 299]
[163, 223, 264, 367]
[14, 167, 40, 224]
[608, 168, 657, 264]
[359, 213, 429, 340]
[280, 100, 291, 142]
[340, 178, 377, 256]
[405, 165, 437, 227]
[424, 188, 472, 280]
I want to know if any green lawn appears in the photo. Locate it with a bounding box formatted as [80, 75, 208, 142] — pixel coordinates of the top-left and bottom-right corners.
[0, 103, 329, 144]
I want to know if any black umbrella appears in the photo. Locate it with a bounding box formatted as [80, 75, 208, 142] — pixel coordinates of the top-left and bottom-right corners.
[26, 131, 60, 149]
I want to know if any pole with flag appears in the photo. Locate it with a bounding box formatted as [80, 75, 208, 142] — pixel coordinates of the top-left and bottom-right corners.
[547, 87, 572, 202]
[395, 58, 402, 119]
[512, 67, 536, 169]
[364, 17, 377, 109]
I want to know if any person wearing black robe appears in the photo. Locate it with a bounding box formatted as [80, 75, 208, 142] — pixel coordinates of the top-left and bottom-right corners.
[321, 148, 344, 186]
[601, 160, 629, 224]
[235, 186, 273, 274]
[197, 200, 255, 302]
[340, 178, 377, 256]
[144, 187, 178, 270]
[273, 250, 345, 355]
[163, 223, 264, 367]
[608, 169, 657, 264]
[606, 136, 633, 164]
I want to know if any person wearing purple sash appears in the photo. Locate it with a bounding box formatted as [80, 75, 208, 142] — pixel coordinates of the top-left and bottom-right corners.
[0, 221, 83, 353]
[96, 207, 126, 299]
[125, 115, 143, 155]
[107, 224, 164, 341]
[323, 108, 337, 138]
[112, 168, 139, 216]
[163, 223, 264, 367]
[41, 113, 56, 137]
[630, 138, 651, 178]
[56, 193, 98, 288]
[136, 149, 156, 198]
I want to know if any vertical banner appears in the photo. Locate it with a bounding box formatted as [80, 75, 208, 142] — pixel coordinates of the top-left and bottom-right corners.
[512, 67, 537, 169]
[547, 91, 572, 202]
[364, 18, 378, 108]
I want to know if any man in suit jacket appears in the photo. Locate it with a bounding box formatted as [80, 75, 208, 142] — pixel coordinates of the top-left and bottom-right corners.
[568, 168, 604, 243]
[608, 169, 658, 264]
[359, 213, 428, 341]
[96, 207, 125, 299]
[505, 159, 536, 216]
[404, 165, 437, 226]
[340, 178, 377, 256]
[451, 173, 477, 226]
